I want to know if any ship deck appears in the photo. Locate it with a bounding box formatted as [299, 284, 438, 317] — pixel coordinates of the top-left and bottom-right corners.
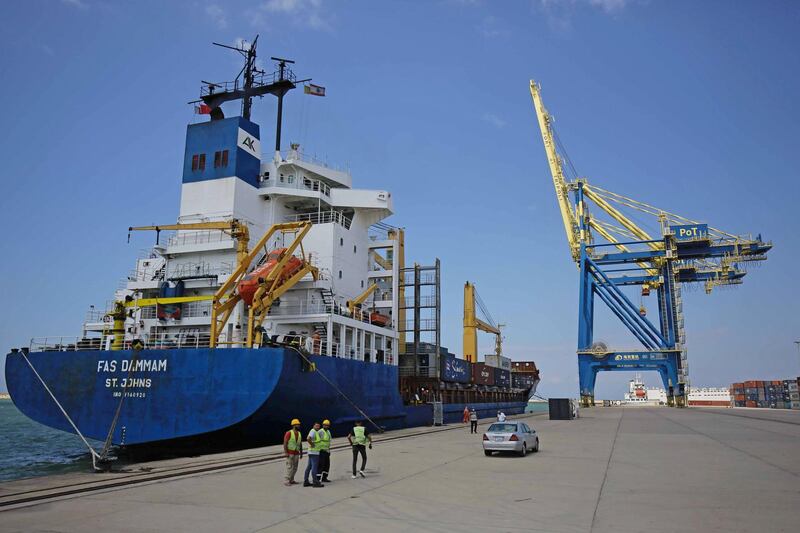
[2, 407, 799, 532]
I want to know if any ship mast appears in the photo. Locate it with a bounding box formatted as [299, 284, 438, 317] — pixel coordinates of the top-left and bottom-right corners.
[199, 35, 309, 156]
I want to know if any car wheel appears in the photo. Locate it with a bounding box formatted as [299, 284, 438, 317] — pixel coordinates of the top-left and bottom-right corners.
[518, 443, 527, 457]
[484, 450, 493, 456]
[533, 438, 539, 453]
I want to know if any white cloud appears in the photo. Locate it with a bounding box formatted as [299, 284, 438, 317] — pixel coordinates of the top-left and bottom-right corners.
[61, 0, 88, 8]
[537, 0, 631, 32]
[588, 0, 628, 12]
[477, 16, 509, 39]
[205, 4, 228, 29]
[262, 0, 331, 31]
[482, 113, 507, 129]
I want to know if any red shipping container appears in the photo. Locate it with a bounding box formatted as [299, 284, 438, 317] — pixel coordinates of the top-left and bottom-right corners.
[743, 380, 758, 388]
[772, 380, 782, 386]
[745, 400, 757, 408]
[472, 362, 495, 385]
[734, 394, 745, 401]
[732, 382, 744, 388]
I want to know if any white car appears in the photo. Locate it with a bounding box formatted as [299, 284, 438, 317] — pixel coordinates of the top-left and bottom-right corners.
[482, 421, 539, 456]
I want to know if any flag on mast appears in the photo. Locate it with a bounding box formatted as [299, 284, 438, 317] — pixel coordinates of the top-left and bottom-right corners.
[195, 104, 212, 114]
[304, 84, 326, 97]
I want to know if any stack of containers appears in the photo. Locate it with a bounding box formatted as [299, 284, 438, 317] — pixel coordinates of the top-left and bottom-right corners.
[730, 383, 745, 407]
[788, 379, 800, 409]
[743, 380, 761, 408]
[731, 378, 800, 409]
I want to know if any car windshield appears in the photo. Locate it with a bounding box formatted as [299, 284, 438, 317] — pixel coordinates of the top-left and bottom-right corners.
[487, 423, 517, 433]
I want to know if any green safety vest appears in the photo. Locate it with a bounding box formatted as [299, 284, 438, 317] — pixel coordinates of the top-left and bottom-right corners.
[287, 430, 301, 452]
[319, 428, 331, 451]
[309, 429, 324, 452]
[352, 426, 368, 446]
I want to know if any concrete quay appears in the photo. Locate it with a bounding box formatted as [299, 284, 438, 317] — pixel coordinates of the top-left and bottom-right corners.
[1, 407, 799, 532]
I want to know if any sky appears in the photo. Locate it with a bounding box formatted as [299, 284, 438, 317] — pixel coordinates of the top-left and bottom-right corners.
[1, 0, 799, 398]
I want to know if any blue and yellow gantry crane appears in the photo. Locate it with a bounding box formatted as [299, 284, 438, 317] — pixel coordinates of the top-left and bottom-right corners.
[529, 81, 772, 407]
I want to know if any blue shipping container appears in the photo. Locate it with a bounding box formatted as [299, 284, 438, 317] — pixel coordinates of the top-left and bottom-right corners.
[440, 353, 471, 384]
[494, 367, 511, 388]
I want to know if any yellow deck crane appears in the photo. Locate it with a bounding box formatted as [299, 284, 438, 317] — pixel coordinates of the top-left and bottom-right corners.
[210, 221, 318, 348]
[128, 219, 251, 264]
[347, 283, 378, 316]
[463, 281, 503, 364]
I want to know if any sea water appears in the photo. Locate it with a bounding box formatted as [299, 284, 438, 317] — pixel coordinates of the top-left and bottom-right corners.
[0, 399, 99, 482]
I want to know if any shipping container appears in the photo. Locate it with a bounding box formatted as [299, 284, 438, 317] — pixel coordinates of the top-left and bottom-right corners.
[472, 362, 495, 386]
[512, 373, 538, 389]
[745, 400, 757, 408]
[494, 367, 511, 388]
[484, 354, 512, 371]
[734, 401, 746, 407]
[439, 353, 472, 384]
[743, 380, 762, 388]
[734, 394, 745, 401]
[791, 401, 800, 410]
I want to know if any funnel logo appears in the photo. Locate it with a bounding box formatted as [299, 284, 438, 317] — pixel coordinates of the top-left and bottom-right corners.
[237, 128, 261, 159]
[615, 354, 640, 361]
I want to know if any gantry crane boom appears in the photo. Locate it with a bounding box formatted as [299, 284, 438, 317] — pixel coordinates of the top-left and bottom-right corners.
[128, 220, 250, 263]
[463, 281, 502, 364]
[530, 81, 581, 261]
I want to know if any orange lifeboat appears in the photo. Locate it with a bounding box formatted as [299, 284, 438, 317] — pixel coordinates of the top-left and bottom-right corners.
[369, 312, 391, 327]
[237, 248, 303, 305]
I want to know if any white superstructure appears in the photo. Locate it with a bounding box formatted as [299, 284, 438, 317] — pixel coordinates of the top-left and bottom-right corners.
[79, 145, 402, 365]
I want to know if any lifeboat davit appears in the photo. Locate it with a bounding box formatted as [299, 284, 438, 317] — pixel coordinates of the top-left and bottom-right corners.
[238, 248, 304, 305]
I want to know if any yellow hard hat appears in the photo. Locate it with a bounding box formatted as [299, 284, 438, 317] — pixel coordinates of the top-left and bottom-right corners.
[322, 419, 331, 425]
[291, 418, 301, 426]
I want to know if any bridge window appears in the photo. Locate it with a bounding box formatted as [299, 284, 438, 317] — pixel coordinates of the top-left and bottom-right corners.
[191, 154, 206, 172]
[338, 270, 342, 279]
[340, 238, 344, 246]
[213, 150, 230, 168]
[353, 245, 357, 254]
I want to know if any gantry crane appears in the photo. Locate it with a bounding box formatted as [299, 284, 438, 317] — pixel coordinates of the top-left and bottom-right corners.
[530, 81, 772, 407]
[463, 281, 503, 364]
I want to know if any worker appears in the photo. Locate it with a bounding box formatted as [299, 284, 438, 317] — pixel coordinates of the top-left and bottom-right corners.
[317, 419, 332, 483]
[283, 418, 303, 486]
[347, 420, 372, 478]
[497, 411, 507, 422]
[462, 406, 470, 424]
[303, 422, 325, 488]
[469, 408, 478, 434]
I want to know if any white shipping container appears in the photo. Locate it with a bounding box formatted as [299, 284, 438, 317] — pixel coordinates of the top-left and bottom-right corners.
[791, 401, 800, 410]
[484, 354, 511, 370]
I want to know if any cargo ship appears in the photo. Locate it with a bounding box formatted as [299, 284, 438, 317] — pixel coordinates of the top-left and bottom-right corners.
[623, 374, 730, 406]
[4, 39, 539, 453]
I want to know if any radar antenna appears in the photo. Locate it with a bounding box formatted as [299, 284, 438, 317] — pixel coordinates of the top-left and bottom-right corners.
[198, 35, 309, 155]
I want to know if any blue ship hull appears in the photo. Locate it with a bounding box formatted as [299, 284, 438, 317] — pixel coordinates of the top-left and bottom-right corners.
[5, 347, 526, 449]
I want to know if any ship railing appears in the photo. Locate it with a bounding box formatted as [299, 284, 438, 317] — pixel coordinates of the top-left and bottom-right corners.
[201, 68, 297, 97]
[284, 211, 352, 230]
[267, 300, 393, 328]
[259, 174, 332, 197]
[167, 261, 234, 280]
[279, 149, 349, 173]
[167, 230, 233, 248]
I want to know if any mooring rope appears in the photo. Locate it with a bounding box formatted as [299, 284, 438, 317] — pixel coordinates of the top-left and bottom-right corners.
[18, 351, 103, 470]
[286, 345, 385, 433]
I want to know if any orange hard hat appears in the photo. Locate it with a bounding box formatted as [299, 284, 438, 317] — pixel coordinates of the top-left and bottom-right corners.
[291, 418, 301, 426]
